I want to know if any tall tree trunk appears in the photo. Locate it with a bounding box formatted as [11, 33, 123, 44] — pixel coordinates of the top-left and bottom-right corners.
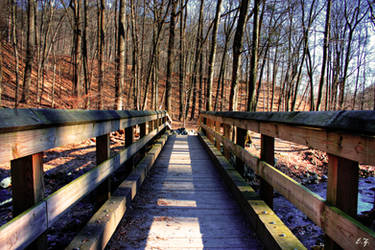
[247, 0, 260, 112]
[115, 0, 126, 110]
[206, 0, 223, 111]
[11, 0, 20, 107]
[82, 0, 90, 109]
[179, 0, 187, 120]
[71, 0, 82, 108]
[165, 0, 178, 114]
[21, 0, 36, 104]
[190, 0, 204, 119]
[97, 0, 105, 109]
[316, 0, 331, 111]
[229, 0, 249, 111]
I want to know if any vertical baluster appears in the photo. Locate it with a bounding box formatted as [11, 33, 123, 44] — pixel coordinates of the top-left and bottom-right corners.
[260, 134, 274, 208]
[215, 121, 221, 151]
[223, 123, 232, 160]
[11, 153, 47, 249]
[325, 154, 359, 249]
[236, 127, 246, 176]
[95, 133, 111, 208]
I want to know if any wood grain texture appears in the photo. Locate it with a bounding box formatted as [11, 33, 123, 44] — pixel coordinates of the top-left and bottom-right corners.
[0, 202, 47, 250]
[106, 135, 261, 249]
[0, 113, 167, 164]
[201, 124, 375, 249]
[67, 133, 169, 250]
[46, 123, 167, 225]
[201, 113, 375, 165]
[198, 133, 305, 250]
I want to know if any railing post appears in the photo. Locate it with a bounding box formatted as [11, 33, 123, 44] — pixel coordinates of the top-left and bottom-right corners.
[223, 124, 232, 160]
[215, 121, 221, 151]
[11, 153, 47, 249]
[325, 154, 359, 249]
[140, 122, 147, 157]
[260, 134, 274, 208]
[236, 127, 247, 176]
[125, 126, 134, 170]
[95, 133, 111, 208]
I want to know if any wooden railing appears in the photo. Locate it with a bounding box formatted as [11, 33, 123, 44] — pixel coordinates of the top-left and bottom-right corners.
[200, 110, 375, 249]
[0, 109, 171, 249]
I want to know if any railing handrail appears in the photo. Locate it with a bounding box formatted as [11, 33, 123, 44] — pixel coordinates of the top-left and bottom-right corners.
[202, 110, 375, 136]
[200, 111, 375, 249]
[0, 108, 171, 249]
[0, 109, 168, 133]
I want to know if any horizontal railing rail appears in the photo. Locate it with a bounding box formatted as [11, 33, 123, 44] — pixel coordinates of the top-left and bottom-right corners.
[0, 109, 171, 249]
[200, 110, 375, 249]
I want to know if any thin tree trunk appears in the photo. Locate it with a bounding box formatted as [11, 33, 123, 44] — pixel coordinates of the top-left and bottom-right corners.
[165, 0, 178, 114]
[97, 0, 105, 109]
[82, 0, 90, 109]
[179, 0, 187, 120]
[21, 0, 36, 104]
[229, 0, 250, 111]
[115, 0, 126, 110]
[12, 0, 20, 107]
[316, 0, 331, 111]
[247, 0, 260, 112]
[206, 0, 223, 111]
[190, 0, 204, 119]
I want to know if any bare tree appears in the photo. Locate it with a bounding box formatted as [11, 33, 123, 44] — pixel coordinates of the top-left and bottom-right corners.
[20, 0, 36, 104]
[165, 0, 178, 113]
[115, 0, 126, 110]
[229, 0, 250, 111]
[97, 0, 105, 109]
[206, 0, 223, 111]
[316, 0, 331, 111]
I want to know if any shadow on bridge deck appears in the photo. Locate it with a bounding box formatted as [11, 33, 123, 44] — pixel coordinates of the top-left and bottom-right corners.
[107, 135, 262, 249]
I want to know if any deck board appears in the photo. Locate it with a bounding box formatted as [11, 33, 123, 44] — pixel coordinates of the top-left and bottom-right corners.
[108, 135, 261, 249]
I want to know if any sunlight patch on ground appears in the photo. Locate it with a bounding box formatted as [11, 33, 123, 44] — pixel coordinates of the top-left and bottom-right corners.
[157, 198, 197, 207]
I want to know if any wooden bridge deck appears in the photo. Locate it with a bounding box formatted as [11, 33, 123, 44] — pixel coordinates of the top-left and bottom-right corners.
[107, 135, 262, 249]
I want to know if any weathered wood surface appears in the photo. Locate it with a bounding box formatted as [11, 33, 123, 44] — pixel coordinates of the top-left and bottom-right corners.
[198, 133, 305, 250]
[67, 133, 169, 250]
[0, 109, 167, 132]
[201, 112, 375, 165]
[201, 123, 375, 249]
[0, 123, 167, 249]
[202, 110, 375, 135]
[0, 110, 167, 164]
[107, 135, 261, 249]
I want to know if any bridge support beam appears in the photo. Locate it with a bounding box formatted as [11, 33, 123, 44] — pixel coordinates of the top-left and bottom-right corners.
[325, 154, 359, 249]
[215, 121, 221, 151]
[125, 126, 135, 171]
[260, 134, 274, 209]
[11, 153, 46, 249]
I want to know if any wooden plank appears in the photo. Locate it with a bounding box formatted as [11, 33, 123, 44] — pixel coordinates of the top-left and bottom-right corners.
[201, 110, 375, 135]
[11, 153, 44, 216]
[46, 123, 167, 225]
[260, 134, 274, 209]
[106, 135, 261, 249]
[67, 133, 169, 250]
[326, 154, 359, 249]
[223, 124, 232, 160]
[10, 152, 46, 249]
[198, 133, 305, 250]
[95, 133, 111, 208]
[0, 109, 167, 133]
[0, 113, 167, 164]
[201, 124, 375, 249]
[236, 127, 246, 176]
[0, 202, 47, 250]
[201, 113, 375, 165]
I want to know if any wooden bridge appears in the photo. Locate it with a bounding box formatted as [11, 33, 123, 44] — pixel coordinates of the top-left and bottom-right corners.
[0, 109, 374, 249]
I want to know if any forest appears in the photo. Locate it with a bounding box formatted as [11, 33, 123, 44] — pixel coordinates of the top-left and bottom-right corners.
[0, 0, 375, 120]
